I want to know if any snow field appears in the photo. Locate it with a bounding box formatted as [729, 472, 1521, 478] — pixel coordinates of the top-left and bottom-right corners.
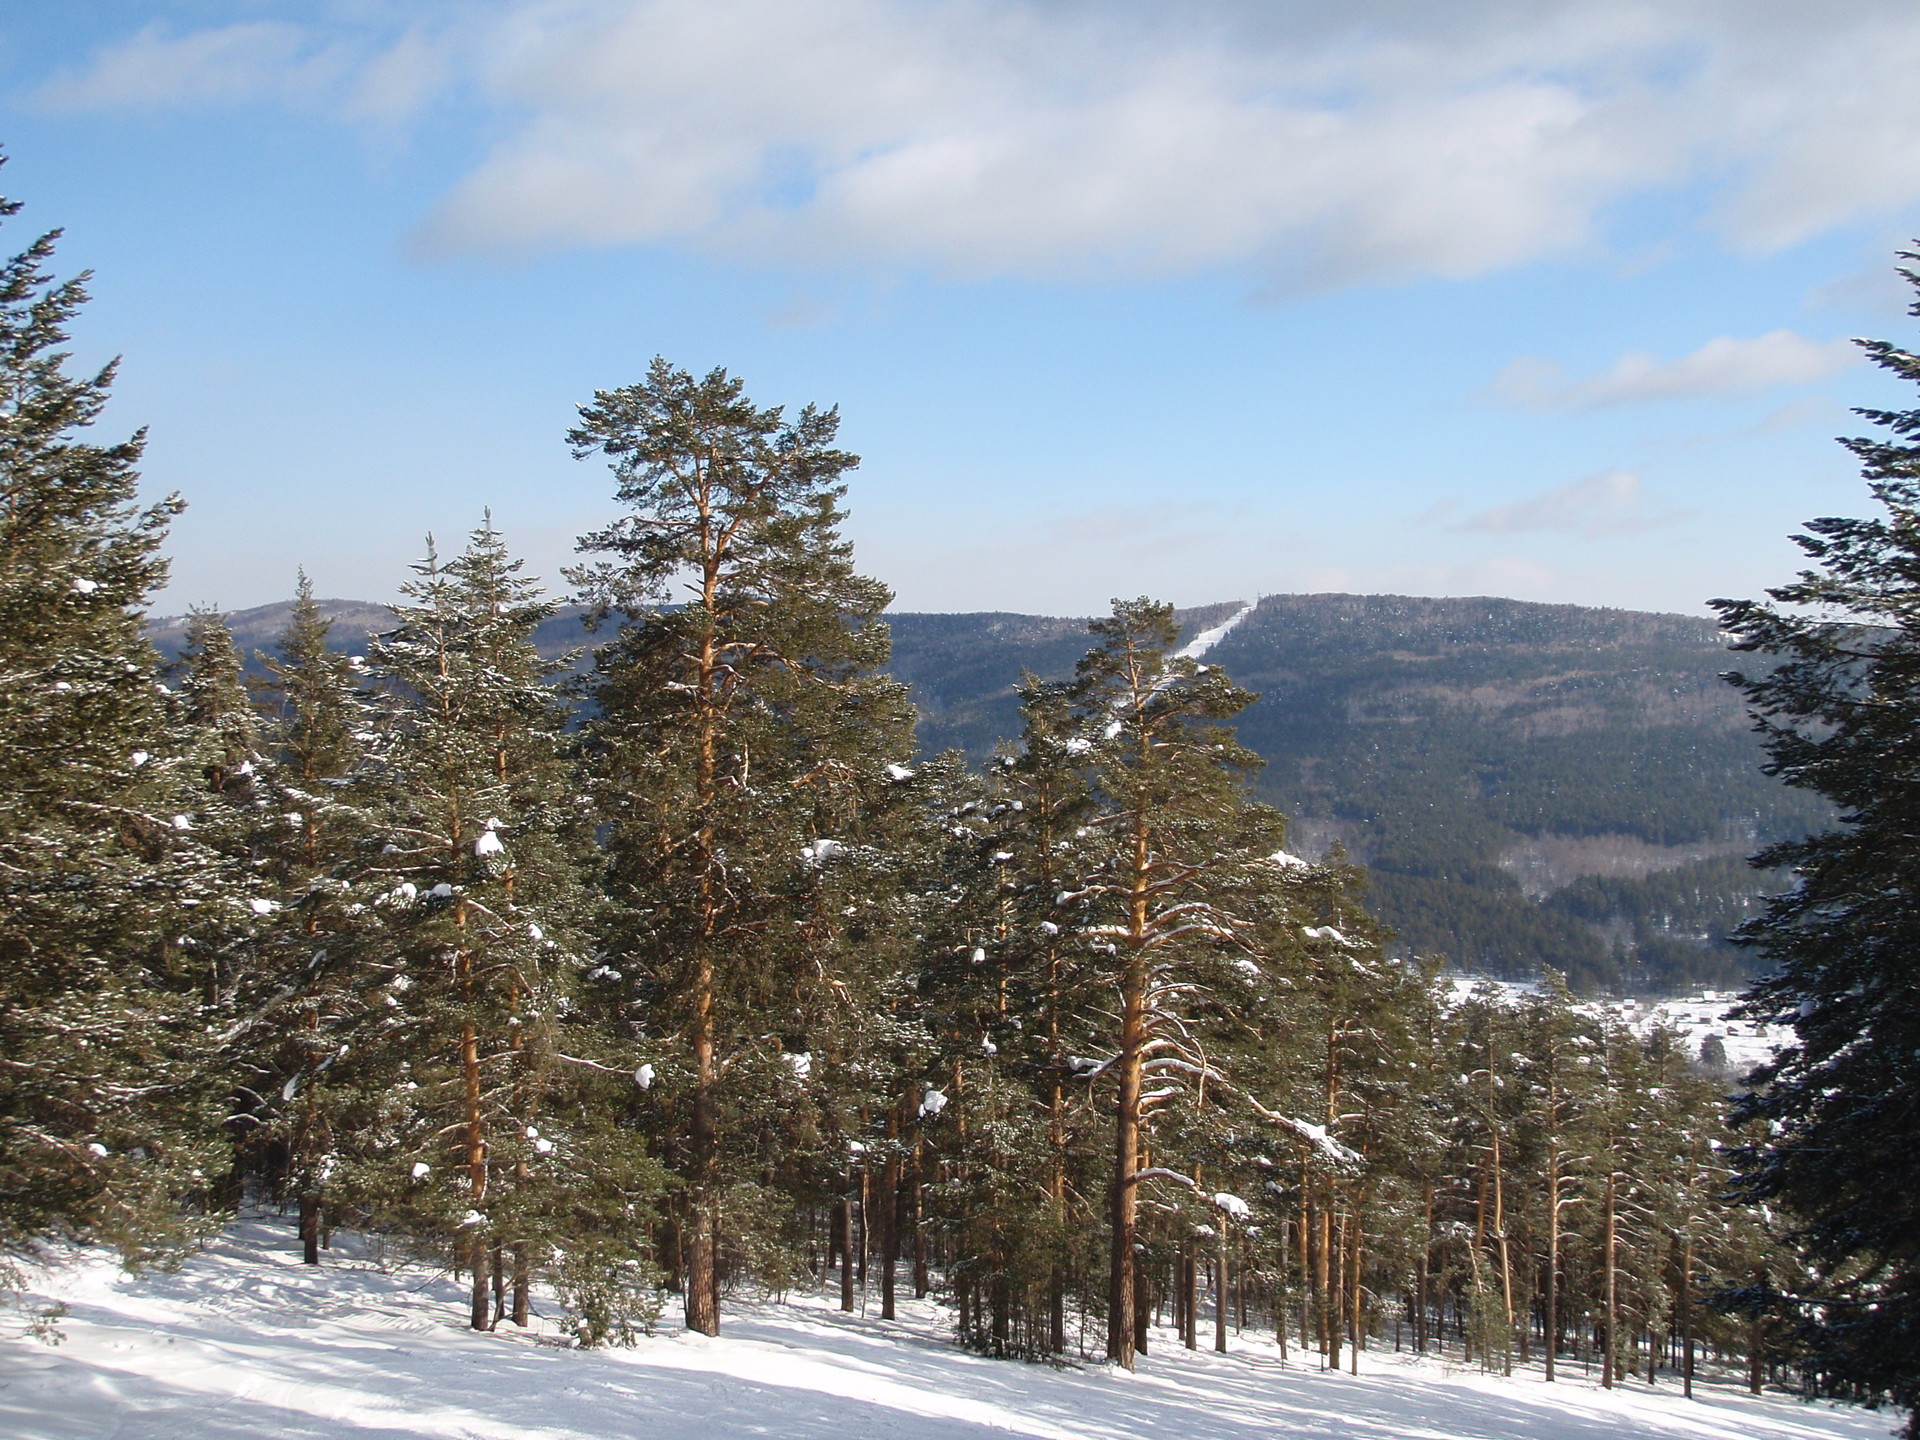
[0, 1217, 1890, 1440]
[1443, 978, 1792, 1077]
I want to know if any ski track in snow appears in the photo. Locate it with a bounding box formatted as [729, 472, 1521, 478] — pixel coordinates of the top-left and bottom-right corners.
[0, 1218, 1892, 1440]
[1175, 604, 1255, 664]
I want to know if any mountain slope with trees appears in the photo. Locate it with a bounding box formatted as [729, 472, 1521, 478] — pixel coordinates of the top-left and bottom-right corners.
[157, 592, 1806, 993]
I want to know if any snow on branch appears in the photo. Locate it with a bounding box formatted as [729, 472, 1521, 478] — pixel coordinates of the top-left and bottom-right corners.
[1126, 1167, 1200, 1193]
[1152, 1057, 1364, 1169]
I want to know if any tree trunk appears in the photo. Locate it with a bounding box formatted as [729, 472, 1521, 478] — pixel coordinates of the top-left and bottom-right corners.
[1417, 1184, 1432, 1355]
[461, 976, 489, 1330]
[1048, 1079, 1066, 1354]
[512, 1241, 530, 1327]
[1489, 1115, 1515, 1373]
[911, 1142, 929, 1300]
[684, 948, 719, 1335]
[1681, 1234, 1695, 1399]
[1184, 1244, 1198, 1349]
[1300, 1200, 1315, 1352]
[1545, 1149, 1560, 1382]
[1134, 1268, 1150, 1356]
[299, 1193, 320, 1267]
[1326, 1207, 1342, 1369]
[1348, 1211, 1363, 1375]
[1602, 1172, 1618, 1389]
[1275, 1205, 1289, 1362]
[839, 1194, 855, 1312]
[881, 1110, 901, 1321]
[1105, 890, 1148, 1368]
[1215, 1221, 1229, 1353]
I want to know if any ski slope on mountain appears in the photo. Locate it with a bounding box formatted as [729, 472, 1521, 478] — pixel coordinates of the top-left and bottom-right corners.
[1, 1218, 1891, 1440]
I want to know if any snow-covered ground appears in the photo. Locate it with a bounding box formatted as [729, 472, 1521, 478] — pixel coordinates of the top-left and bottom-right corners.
[1444, 977, 1791, 1077]
[1606, 993, 1791, 1077]
[1, 1217, 1890, 1440]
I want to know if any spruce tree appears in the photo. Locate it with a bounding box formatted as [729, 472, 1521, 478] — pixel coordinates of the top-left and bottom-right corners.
[0, 172, 227, 1275]
[240, 576, 385, 1263]
[360, 522, 655, 1333]
[569, 359, 911, 1335]
[1712, 252, 1920, 1432]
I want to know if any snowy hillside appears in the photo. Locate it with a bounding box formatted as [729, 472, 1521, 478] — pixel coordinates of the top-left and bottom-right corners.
[1, 1218, 1888, 1440]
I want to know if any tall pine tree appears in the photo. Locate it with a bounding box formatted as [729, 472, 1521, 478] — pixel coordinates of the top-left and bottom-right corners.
[569, 359, 911, 1335]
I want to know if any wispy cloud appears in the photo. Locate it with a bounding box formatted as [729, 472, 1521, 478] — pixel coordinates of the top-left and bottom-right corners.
[37, 3, 1920, 285]
[1457, 470, 1687, 537]
[33, 22, 351, 111]
[1488, 331, 1858, 409]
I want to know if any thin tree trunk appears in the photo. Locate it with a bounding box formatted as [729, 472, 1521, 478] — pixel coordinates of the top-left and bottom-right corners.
[1545, 1148, 1560, 1382]
[1175, 1244, 1190, 1351]
[1048, 1077, 1066, 1354]
[460, 961, 489, 1331]
[1300, 1199, 1315, 1351]
[1681, 1234, 1695, 1399]
[1215, 1221, 1229, 1353]
[1349, 1211, 1363, 1375]
[1489, 1112, 1515, 1373]
[1105, 821, 1150, 1368]
[857, 1164, 869, 1287]
[684, 944, 719, 1335]
[1603, 1172, 1618, 1389]
[1417, 1184, 1432, 1354]
[1275, 1204, 1289, 1362]
[912, 1142, 929, 1300]
[881, 1109, 901, 1320]
[1326, 1207, 1342, 1369]
[839, 1194, 855, 1312]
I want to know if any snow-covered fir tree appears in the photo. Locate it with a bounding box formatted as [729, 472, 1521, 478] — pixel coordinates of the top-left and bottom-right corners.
[0, 172, 231, 1277]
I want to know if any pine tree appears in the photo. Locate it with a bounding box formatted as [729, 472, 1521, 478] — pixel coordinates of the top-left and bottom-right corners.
[0, 171, 228, 1276]
[1029, 599, 1289, 1368]
[1712, 252, 1920, 1432]
[358, 522, 658, 1334]
[569, 360, 910, 1335]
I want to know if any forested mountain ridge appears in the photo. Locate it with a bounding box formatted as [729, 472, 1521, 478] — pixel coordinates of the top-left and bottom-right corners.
[152, 590, 1808, 993]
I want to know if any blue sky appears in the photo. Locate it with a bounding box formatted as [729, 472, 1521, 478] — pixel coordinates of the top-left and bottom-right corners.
[6, 1, 1920, 618]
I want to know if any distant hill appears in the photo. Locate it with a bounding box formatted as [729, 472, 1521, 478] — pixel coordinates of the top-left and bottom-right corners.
[154, 592, 1809, 994]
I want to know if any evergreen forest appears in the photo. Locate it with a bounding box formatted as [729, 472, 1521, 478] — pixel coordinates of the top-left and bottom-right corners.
[157, 591, 1820, 998]
[4, 170, 1913, 1435]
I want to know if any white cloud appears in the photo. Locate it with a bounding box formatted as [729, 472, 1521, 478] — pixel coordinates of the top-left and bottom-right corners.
[34, 22, 350, 111]
[38, 2, 1920, 285]
[1457, 470, 1686, 537]
[345, 28, 457, 123]
[1488, 330, 1859, 409]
